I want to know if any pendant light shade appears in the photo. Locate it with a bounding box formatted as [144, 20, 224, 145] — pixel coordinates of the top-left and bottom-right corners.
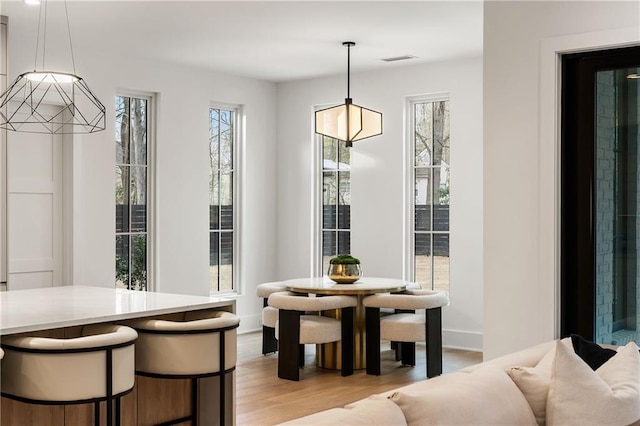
[315, 99, 383, 144]
[315, 42, 382, 147]
[0, 0, 106, 134]
[0, 71, 106, 134]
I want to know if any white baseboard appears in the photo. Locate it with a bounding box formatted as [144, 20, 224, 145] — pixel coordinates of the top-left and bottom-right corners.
[238, 314, 262, 334]
[443, 329, 483, 352]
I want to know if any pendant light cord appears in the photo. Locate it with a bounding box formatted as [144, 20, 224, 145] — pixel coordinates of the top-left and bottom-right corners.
[342, 41, 355, 100]
[32, 0, 76, 74]
[63, 0, 77, 74]
[33, 0, 43, 70]
[346, 43, 351, 99]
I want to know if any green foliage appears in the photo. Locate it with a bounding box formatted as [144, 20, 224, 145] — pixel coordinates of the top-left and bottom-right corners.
[438, 184, 450, 204]
[116, 235, 147, 291]
[115, 251, 128, 284]
[115, 183, 124, 203]
[329, 254, 360, 265]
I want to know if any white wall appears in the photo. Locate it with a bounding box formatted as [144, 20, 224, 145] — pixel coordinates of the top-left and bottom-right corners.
[5, 26, 278, 333]
[6, 0, 637, 352]
[277, 57, 484, 350]
[483, 0, 640, 360]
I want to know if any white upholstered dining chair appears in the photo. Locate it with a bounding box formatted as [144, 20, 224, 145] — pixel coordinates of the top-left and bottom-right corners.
[268, 291, 357, 381]
[363, 289, 449, 378]
[256, 281, 287, 355]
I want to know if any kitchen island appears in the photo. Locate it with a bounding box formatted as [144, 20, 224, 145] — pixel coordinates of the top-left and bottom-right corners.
[0, 285, 236, 425]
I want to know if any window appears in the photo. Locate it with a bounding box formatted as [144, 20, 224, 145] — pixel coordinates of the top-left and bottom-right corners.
[115, 95, 150, 290]
[411, 98, 450, 292]
[209, 106, 237, 292]
[321, 135, 351, 275]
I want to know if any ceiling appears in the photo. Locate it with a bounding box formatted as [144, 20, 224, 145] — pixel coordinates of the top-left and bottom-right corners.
[2, 0, 483, 83]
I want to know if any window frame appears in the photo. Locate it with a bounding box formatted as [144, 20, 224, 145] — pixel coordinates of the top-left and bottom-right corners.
[114, 91, 156, 291]
[208, 102, 242, 295]
[312, 129, 352, 278]
[406, 93, 451, 291]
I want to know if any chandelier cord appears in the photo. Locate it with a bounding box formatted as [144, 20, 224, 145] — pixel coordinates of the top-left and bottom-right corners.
[42, 0, 49, 71]
[346, 43, 351, 99]
[42, 0, 49, 70]
[63, 0, 77, 74]
[33, 0, 43, 70]
[32, 0, 77, 74]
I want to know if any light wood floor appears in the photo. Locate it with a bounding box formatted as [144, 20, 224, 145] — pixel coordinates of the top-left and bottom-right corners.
[236, 331, 482, 425]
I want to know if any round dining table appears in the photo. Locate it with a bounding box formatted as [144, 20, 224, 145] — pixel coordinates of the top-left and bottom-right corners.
[282, 276, 416, 370]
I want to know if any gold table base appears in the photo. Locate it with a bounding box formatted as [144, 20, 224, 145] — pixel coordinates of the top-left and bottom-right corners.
[316, 295, 367, 370]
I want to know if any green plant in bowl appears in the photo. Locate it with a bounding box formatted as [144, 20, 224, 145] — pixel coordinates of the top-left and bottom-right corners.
[328, 254, 362, 283]
[329, 254, 361, 264]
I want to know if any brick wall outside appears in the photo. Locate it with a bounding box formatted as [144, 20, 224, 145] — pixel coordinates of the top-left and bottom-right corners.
[595, 70, 615, 344]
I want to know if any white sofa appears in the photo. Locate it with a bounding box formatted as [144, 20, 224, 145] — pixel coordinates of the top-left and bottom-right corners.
[279, 339, 640, 426]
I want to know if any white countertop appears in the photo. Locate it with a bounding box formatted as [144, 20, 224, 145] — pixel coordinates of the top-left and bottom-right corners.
[0, 285, 235, 335]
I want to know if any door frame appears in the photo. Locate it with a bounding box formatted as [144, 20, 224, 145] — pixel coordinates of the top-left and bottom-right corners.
[535, 27, 640, 343]
[1, 15, 7, 290]
[560, 46, 640, 339]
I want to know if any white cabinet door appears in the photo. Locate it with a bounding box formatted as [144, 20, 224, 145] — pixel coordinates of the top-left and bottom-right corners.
[7, 105, 63, 290]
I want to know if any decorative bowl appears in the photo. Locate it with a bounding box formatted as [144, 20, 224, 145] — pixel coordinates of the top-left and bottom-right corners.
[328, 263, 362, 284]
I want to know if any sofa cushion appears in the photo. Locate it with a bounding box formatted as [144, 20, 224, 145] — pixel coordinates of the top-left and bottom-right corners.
[507, 361, 552, 424]
[278, 395, 407, 425]
[546, 341, 640, 426]
[506, 339, 572, 425]
[462, 339, 556, 373]
[389, 365, 537, 426]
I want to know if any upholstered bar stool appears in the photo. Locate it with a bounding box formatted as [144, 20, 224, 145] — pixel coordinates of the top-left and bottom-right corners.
[0, 324, 138, 426]
[256, 281, 286, 355]
[129, 310, 240, 426]
[268, 291, 356, 381]
[363, 289, 449, 378]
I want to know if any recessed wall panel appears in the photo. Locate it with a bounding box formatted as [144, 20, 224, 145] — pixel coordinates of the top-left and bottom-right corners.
[8, 193, 54, 260]
[9, 271, 53, 290]
[8, 132, 54, 182]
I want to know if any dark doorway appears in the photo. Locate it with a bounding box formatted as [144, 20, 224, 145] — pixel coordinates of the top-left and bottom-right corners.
[561, 45, 640, 344]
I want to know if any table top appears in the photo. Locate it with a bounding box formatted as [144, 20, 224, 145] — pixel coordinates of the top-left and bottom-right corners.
[283, 276, 412, 295]
[0, 285, 235, 335]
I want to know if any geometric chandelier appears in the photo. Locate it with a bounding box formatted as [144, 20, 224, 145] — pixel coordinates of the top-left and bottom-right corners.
[0, 71, 106, 134]
[0, 0, 105, 134]
[315, 42, 382, 148]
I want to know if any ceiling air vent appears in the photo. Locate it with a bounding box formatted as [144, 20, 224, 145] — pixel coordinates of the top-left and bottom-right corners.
[381, 55, 416, 63]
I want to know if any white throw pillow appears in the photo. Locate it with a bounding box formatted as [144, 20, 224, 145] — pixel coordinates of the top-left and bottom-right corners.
[507, 366, 551, 425]
[278, 395, 407, 425]
[546, 340, 640, 426]
[389, 365, 537, 425]
[506, 340, 566, 425]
